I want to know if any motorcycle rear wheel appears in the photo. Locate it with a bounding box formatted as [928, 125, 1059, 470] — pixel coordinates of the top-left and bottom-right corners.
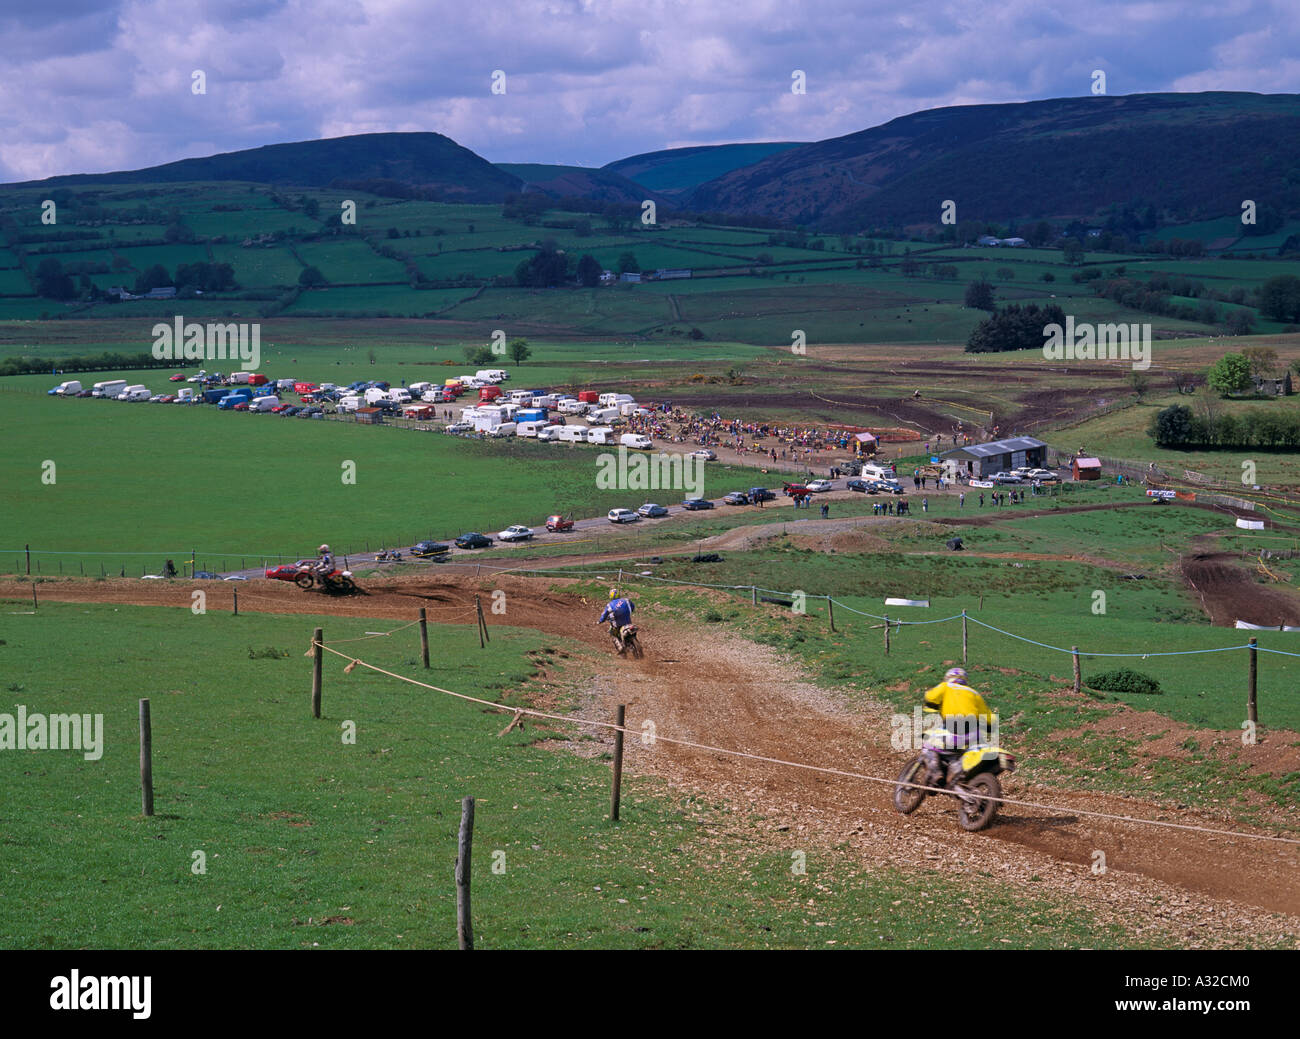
[893, 757, 927, 815]
[956, 772, 1001, 831]
[625, 632, 644, 659]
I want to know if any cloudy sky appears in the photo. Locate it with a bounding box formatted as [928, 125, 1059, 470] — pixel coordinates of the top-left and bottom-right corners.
[2, 0, 1297, 182]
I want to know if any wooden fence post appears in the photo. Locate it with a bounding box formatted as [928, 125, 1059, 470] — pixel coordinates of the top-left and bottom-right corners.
[233, 589, 238, 616]
[1248, 637, 1258, 725]
[751, 586, 758, 606]
[456, 796, 475, 950]
[610, 705, 626, 822]
[31, 584, 37, 610]
[25, 544, 30, 575]
[475, 597, 485, 648]
[419, 607, 430, 668]
[827, 597, 836, 633]
[139, 698, 154, 817]
[311, 627, 323, 718]
[884, 615, 891, 655]
[1072, 646, 1081, 694]
[962, 609, 968, 665]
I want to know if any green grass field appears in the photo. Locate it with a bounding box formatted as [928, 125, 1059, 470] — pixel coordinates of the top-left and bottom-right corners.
[0, 600, 1157, 950]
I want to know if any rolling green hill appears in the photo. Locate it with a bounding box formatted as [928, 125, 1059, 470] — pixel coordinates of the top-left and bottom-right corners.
[12, 133, 523, 203]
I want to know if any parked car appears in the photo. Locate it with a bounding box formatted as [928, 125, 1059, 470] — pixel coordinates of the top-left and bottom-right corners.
[748, 487, 776, 502]
[158, 395, 176, 403]
[723, 491, 750, 505]
[607, 508, 639, 524]
[991, 471, 1024, 484]
[846, 478, 876, 494]
[637, 503, 669, 517]
[169, 373, 187, 382]
[280, 406, 301, 417]
[192, 571, 220, 580]
[444, 422, 473, 434]
[869, 479, 905, 494]
[682, 498, 714, 510]
[806, 479, 834, 493]
[688, 449, 716, 460]
[455, 532, 493, 549]
[497, 525, 535, 542]
[75, 389, 93, 397]
[1026, 468, 1060, 482]
[783, 484, 810, 497]
[265, 562, 313, 581]
[297, 406, 323, 418]
[545, 514, 575, 532]
[411, 540, 450, 558]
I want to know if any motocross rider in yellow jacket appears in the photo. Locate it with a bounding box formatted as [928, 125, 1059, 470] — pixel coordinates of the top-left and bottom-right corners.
[920, 667, 996, 785]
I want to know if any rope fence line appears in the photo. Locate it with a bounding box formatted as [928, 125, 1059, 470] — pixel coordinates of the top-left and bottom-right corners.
[311, 638, 1300, 849]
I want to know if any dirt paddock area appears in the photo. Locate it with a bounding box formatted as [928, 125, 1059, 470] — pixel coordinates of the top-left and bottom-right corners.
[7, 571, 1300, 945]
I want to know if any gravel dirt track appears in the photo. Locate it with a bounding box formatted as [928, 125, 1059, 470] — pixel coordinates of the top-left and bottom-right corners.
[7, 572, 1299, 944]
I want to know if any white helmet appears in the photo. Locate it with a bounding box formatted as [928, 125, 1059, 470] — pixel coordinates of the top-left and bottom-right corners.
[319, 544, 330, 554]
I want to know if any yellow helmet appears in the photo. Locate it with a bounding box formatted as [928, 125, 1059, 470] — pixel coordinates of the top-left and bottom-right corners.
[609, 588, 620, 599]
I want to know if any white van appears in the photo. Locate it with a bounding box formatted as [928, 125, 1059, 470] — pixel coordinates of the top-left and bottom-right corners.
[54, 380, 82, 396]
[92, 380, 127, 398]
[387, 388, 412, 405]
[557, 426, 590, 443]
[586, 427, 616, 445]
[248, 395, 278, 412]
[229, 372, 252, 385]
[588, 407, 620, 424]
[556, 399, 586, 415]
[364, 387, 387, 405]
[486, 422, 516, 438]
[476, 369, 508, 383]
[508, 389, 535, 405]
[118, 384, 150, 401]
[408, 382, 432, 396]
[860, 462, 897, 480]
[620, 433, 652, 450]
[537, 425, 565, 442]
[276, 378, 297, 391]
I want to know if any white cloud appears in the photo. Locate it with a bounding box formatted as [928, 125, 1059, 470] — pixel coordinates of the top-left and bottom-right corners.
[0, 0, 1294, 181]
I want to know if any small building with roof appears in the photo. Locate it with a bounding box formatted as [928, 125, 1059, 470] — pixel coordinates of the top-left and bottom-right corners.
[940, 436, 1047, 478]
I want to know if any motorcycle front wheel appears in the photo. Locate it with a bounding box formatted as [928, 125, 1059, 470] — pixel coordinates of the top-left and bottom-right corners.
[294, 572, 315, 589]
[893, 757, 927, 815]
[956, 772, 1001, 831]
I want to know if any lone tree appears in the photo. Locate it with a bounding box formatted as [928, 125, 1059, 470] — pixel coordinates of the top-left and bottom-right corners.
[575, 253, 602, 288]
[1207, 352, 1252, 396]
[1128, 371, 1151, 401]
[964, 279, 997, 311]
[298, 266, 327, 287]
[508, 338, 532, 365]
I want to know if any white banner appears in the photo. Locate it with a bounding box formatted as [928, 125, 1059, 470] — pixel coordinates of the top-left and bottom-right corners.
[1236, 518, 1265, 530]
[1146, 489, 1176, 499]
[1235, 620, 1300, 631]
[884, 598, 930, 608]
[969, 479, 994, 488]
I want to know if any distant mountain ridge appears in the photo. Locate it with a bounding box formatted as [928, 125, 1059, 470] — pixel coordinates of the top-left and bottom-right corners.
[686, 92, 1300, 229]
[9, 93, 1299, 229]
[602, 142, 805, 198]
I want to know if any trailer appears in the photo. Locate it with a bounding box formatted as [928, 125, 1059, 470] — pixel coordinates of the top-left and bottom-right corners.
[92, 380, 128, 398]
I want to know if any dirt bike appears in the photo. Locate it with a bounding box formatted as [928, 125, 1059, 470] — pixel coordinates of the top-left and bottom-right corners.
[375, 549, 403, 562]
[294, 566, 357, 593]
[893, 724, 1016, 831]
[609, 622, 643, 659]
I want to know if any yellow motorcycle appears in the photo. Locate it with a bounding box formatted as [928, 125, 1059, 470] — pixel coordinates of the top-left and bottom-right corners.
[893, 720, 1015, 831]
